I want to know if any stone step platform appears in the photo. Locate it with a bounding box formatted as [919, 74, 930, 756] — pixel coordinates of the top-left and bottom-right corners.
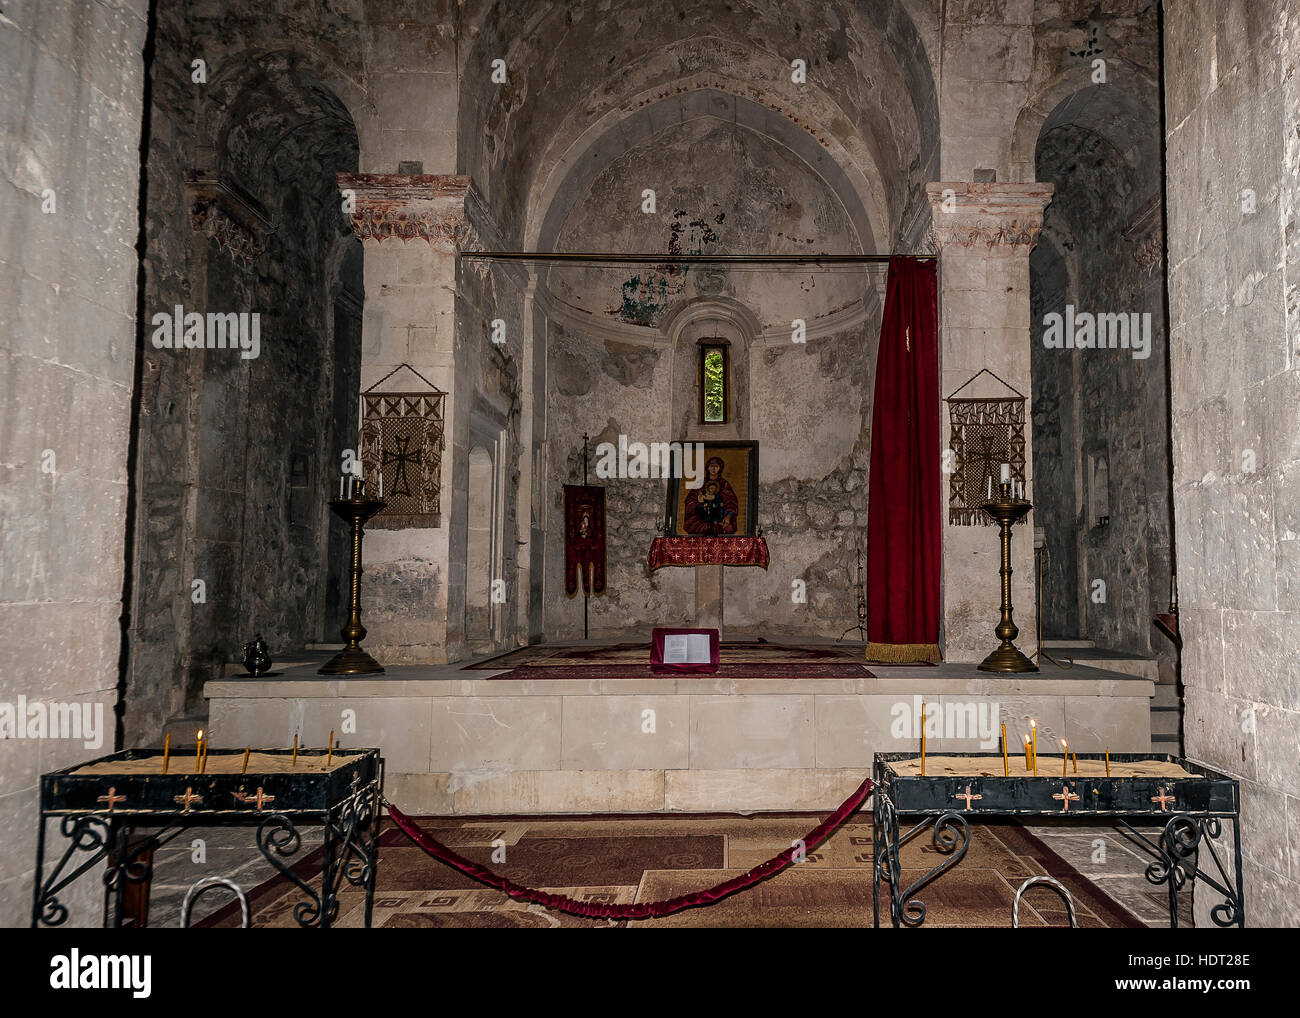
[204, 656, 1155, 815]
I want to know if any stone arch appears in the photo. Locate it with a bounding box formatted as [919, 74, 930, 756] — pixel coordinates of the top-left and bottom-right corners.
[196, 49, 364, 201]
[527, 82, 886, 259]
[457, 0, 940, 250]
[664, 298, 762, 442]
[1010, 60, 1160, 184]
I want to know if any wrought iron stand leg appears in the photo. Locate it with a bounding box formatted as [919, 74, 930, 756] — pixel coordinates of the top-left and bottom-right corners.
[889, 810, 902, 929]
[1167, 850, 1180, 929]
[30, 814, 47, 929]
[364, 787, 379, 929]
[1233, 816, 1246, 928]
[320, 809, 335, 930]
[872, 798, 881, 929]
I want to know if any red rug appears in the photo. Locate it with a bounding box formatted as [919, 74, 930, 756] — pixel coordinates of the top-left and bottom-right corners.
[486, 662, 875, 680]
[468, 641, 877, 680]
[196, 815, 1146, 928]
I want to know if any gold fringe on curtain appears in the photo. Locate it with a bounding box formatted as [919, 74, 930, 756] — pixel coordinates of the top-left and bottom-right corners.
[864, 642, 942, 664]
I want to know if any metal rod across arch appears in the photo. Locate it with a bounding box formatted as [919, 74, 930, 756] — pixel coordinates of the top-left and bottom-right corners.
[459, 251, 936, 265]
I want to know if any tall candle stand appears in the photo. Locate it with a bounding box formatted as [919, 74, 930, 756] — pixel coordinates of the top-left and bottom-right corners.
[977, 480, 1038, 673]
[319, 479, 387, 675]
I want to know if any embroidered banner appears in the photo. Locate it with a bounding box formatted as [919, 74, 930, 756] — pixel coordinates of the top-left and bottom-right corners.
[564, 485, 606, 596]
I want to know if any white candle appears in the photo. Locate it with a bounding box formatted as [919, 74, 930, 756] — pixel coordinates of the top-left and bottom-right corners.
[987, 476, 992, 499]
[339, 476, 344, 499]
[1001, 463, 1010, 484]
[378, 470, 383, 498]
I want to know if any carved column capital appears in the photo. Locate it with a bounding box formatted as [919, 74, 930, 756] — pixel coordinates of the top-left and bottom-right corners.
[185, 170, 272, 265]
[1125, 195, 1164, 277]
[925, 182, 1054, 255]
[336, 173, 483, 251]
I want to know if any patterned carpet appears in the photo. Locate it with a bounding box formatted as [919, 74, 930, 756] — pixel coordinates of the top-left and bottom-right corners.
[467, 641, 877, 680]
[201, 813, 1144, 928]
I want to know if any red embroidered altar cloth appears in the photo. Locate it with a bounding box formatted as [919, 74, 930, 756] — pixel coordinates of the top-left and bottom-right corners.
[647, 536, 770, 570]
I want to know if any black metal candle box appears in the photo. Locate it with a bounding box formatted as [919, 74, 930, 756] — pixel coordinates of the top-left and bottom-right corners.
[872, 752, 1243, 929]
[33, 748, 383, 929]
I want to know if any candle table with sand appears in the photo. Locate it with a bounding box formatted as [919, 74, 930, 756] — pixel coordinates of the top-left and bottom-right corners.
[31, 747, 382, 928]
[871, 752, 1243, 929]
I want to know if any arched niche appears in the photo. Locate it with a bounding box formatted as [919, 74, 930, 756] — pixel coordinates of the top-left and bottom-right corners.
[665, 299, 761, 442]
[465, 445, 496, 650]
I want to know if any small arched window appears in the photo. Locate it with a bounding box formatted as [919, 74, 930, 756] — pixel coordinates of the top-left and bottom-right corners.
[698, 340, 729, 424]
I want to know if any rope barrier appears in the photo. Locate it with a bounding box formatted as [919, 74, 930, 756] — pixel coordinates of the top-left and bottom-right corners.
[383, 775, 875, 920]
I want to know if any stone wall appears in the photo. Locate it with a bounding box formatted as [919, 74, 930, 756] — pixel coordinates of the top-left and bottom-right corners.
[538, 109, 878, 639]
[1165, 0, 1300, 926]
[0, 0, 148, 928]
[543, 315, 877, 640]
[128, 23, 365, 741]
[1030, 114, 1173, 684]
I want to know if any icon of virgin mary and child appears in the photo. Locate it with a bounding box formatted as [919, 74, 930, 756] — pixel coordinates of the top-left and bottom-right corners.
[684, 456, 739, 536]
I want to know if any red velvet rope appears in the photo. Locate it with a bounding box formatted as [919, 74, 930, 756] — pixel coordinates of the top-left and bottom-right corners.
[383, 775, 874, 920]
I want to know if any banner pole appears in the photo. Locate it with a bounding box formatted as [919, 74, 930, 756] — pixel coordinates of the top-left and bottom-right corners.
[582, 433, 589, 640]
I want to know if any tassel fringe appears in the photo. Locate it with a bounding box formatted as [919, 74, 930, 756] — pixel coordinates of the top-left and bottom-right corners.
[864, 641, 942, 664]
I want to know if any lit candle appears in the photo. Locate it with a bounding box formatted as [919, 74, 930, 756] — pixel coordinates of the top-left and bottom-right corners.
[1060, 740, 1068, 778]
[920, 701, 926, 776]
[1030, 720, 1038, 776]
[327, 730, 335, 767]
[1023, 735, 1031, 770]
[292, 732, 299, 768]
[242, 747, 251, 774]
[195, 730, 203, 773]
[1001, 723, 1008, 777]
[1001, 463, 1010, 484]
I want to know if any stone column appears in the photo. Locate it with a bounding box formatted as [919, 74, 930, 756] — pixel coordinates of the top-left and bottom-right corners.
[336, 174, 476, 664]
[695, 565, 724, 634]
[926, 182, 1053, 664]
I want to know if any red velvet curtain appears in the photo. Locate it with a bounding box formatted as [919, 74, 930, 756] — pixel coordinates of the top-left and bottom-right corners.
[866, 257, 941, 662]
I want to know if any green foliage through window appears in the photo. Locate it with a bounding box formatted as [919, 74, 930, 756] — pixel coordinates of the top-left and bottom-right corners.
[703, 347, 725, 422]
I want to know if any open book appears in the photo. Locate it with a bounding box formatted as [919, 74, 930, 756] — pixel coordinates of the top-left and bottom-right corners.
[661, 633, 713, 665]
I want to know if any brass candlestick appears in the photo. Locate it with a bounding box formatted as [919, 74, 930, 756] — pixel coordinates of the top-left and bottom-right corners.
[977, 481, 1037, 673]
[319, 481, 387, 675]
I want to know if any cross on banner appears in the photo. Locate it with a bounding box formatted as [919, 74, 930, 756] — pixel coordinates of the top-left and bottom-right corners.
[359, 364, 446, 529]
[382, 435, 422, 497]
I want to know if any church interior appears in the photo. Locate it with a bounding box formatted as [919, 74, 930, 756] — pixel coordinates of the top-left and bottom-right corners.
[3, 0, 1298, 934]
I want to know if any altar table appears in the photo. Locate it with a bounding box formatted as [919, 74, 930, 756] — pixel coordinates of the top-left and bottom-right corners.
[647, 535, 769, 570]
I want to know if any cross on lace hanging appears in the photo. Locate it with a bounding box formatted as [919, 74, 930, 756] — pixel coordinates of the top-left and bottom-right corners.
[945, 369, 1026, 526]
[359, 364, 447, 529]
